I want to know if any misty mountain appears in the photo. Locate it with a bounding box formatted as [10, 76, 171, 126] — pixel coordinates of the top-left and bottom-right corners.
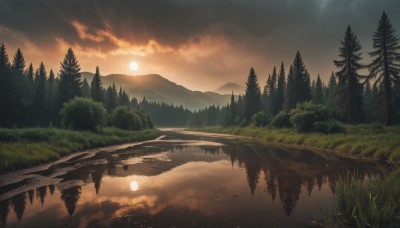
[215, 82, 244, 95]
[81, 72, 231, 110]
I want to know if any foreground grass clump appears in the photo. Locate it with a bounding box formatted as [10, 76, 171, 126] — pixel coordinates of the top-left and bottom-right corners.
[193, 124, 400, 162]
[333, 170, 400, 227]
[0, 127, 161, 172]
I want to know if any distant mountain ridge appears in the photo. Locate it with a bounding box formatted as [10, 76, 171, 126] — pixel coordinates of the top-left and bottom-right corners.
[81, 72, 231, 110]
[215, 82, 244, 95]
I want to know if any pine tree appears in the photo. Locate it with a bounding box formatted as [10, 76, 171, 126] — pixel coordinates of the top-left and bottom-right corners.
[90, 66, 103, 102]
[11, 48, 25, 75]
[58, 48, 82, 109]
[0, 43, 16, 127]
[81, 78, 90, 98]
[225, 92, 236, 125]
[244, 68, 262, 122]
[32, 62, 48, 126]
[284, 65, 295, 111]
[275, 62, 286, 113]
[334, 26, 365, 123]
[26, 63, 34, 82]
[47, 69, 58, 125]
[105, 83, 117, 112]
[314, 74, 324, 104]
[262, 75, 270, 115]
[285, 52, 312, 110]
[363, 79, 375, 121]
[268, 66, 279, 115]
[367, 12, 400, 125]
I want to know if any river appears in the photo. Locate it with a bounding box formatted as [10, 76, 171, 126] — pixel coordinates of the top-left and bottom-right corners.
[0, 129, 391, 227]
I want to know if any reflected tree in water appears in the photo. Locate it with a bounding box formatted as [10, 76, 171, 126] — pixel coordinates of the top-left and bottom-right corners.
[91, 165, 107, 195]
[0, 199, 10, 226]
[36, 186, 47, 205]
[28, 189, 34, 205]
[11, 193, 26, 221]
[60, 186, 82, 216]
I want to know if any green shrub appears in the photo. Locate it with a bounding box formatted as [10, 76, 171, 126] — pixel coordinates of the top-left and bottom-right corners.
[271, 112, 292, 128]
[60, 97, 107, 131]
[314, 120, 345, 134]
[252, 111, 268, 127]
[111, 106, 143, 130]
[290, 102, 330, 132]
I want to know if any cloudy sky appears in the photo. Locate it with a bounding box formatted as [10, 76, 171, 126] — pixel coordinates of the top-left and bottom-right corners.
[0, 0, 399, 91]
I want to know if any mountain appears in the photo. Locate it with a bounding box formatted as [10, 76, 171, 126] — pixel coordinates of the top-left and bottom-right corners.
[81, 72, 231, 110]
[215, 82, 244, 95]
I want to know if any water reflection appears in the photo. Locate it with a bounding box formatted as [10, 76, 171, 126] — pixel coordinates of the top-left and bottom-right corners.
[0, 131, 391, 227]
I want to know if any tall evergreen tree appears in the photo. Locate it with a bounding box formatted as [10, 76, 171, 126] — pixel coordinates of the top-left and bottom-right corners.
[314, 74, 324, 104]
[47, 69, 58, 125]
[285, 52, 311, 110]
[275, 62, 286, 113]
[284, 65, 295, 111]
[32, 62, 48, 126]
[262, 75, 270, 114]
[26, 63, 34, 82]
[105, 83, 118, 112]
[11, 49, 25, 75]
[326, 72, 337, 108]
[58, 48, 82, 109]
[334, 26, 365, 123]
[225, 92, 236, 125]
[367, 12, 400, 125]
[90, 66, 103, 102]
[81, 78, 90, 98]
[0, 43, 16, 127]
[244, 68, 261, 122]
[268, 66, 279, 115]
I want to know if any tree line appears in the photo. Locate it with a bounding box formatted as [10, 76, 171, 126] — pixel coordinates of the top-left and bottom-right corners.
[0, 46, 157, 129]
[191, 12, 400, 127]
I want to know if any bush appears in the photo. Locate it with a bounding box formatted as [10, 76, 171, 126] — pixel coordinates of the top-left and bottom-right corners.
[314, 120, 345, 134]
[111, 106, 143, 130]
[290, 101, 330, 132]
[271, 112, 292, 128]
[60, 97, 106, 131]
[252, 111, 269, 127]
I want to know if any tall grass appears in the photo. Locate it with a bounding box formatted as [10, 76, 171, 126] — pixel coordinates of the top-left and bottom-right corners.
[193, 124, 400, 162]
[0, 127, 161, 172]
[334, 170, 400, 227]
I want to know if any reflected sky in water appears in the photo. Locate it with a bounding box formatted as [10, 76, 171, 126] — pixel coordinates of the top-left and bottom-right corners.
[0, 131, 392, 227]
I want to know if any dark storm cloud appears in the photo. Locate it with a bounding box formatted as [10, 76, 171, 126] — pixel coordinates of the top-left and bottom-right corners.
[0, 0, 399, 90]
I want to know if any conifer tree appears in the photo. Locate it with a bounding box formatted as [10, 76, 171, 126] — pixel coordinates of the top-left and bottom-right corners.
[225, 92, 236, 125]
[268, 67, 279, 115]
[284, 65, 295, 111]
[58, 48, 82, 109]
[244, 68, 261, 122]
[26, 63, 34, 82]
[285, 52, 311, 110]
[367, 12, 400, 125]
[81, 78, 90, 98]
[326, 72, 337, 108]
[90, 66, 103, 102]
[11, 48, 25, 75]
[314, 74, 324, 104]
[275, 62, 286, 113]
[47, 69, 58, 124]
[334, 26, 365, 123]
[32, 62, 48, 126]
[262, 75, 270, 115]
[0, 43, 15, 127]
[105, 83, 117, 112]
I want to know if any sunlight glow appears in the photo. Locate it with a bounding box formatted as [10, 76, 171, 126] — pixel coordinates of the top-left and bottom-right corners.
[129, 61, 139, 71]
[130, 180, 139, 191]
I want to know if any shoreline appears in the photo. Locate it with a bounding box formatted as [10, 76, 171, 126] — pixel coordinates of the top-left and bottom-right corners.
[190, 126, 400, 164]
[0, 128, 162, 173]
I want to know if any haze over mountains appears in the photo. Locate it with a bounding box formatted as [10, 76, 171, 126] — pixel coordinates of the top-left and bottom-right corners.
[215, 82, 244, 95]
[81, 72, 232, 110]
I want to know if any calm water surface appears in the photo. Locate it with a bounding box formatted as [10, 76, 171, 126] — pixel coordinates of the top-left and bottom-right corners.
[0, 130, 391, 227]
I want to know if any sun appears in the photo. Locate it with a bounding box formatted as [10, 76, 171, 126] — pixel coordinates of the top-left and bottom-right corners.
[130, 180, 139, 191]
[129, 61, 139, 71]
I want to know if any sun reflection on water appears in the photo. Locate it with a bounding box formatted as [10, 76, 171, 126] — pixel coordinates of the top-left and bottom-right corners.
[130, 180, 139, 191]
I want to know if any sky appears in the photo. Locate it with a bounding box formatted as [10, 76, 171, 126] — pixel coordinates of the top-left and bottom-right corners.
[0, 0, 399, 91]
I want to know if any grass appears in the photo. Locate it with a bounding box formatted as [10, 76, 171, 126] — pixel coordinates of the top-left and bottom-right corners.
[311, 170, 400, 227]
[192, 124, 400, 163]
[0, 127, 161, 172]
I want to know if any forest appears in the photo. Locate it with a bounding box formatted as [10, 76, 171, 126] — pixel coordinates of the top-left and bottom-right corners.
[191, 12, 400, 129]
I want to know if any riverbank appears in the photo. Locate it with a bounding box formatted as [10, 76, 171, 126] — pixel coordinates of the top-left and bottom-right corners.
[0, 127, 161, 172]
[192, 124, 400, 163]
